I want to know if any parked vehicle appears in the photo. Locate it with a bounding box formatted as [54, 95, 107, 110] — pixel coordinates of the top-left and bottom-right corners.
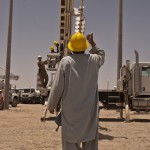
[20, 88, 41, 104]
[99, 50, 150, 121]
[9, 90, 19, 107]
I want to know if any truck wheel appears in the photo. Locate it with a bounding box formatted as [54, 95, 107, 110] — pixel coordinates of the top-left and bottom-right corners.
[41, 97, 46, 105]
[11, 97, 18, 107]
[32, 99, 36, 104]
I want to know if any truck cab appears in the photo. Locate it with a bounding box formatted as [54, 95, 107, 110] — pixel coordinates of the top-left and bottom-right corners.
[20, 88, 41, 104]
[129, 62, 150, 110]
[118, 50, 150, 111]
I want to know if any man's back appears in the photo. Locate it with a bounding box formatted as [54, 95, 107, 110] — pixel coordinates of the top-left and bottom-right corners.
[61, 53, 100, 106]
[59, 48, 104, 143]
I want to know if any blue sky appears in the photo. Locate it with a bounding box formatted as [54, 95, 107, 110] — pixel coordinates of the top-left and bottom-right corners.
[0, 0, 150, 89]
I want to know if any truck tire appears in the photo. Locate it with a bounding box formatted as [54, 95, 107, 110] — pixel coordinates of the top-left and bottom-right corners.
[32, 99, 36, 104]
[11, 97, 18, 107]
[41, 97, 46, 105]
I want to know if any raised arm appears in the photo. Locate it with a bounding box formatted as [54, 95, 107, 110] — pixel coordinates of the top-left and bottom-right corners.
[87, 33, 105, 67]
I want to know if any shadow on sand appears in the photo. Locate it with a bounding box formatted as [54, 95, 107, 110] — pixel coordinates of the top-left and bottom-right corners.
[99, 118, 125, 122]
[98, 132, 128, 141]
[99, 117, 150, 122]
[98, 132, 114, 140]
[43, 116, 56, 121]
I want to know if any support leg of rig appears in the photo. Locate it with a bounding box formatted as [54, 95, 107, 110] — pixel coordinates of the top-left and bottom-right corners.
[125, 104, 130, 122]
[119, 102, 124, 119]
[40, 102, 48, 122]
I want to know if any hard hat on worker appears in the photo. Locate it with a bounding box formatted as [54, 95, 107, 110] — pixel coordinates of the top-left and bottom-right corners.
[68, 32, 89, 52]
[50, 46, 54, 51]
[53, 41, 58, 46]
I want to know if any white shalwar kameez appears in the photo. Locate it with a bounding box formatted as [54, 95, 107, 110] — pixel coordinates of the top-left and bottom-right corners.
[47, 45, 105, 150]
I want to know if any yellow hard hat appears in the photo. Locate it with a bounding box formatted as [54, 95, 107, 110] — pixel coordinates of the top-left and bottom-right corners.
[53, 41, 58, 45]
[68, 32, 89, 52]
[49, 46, 54, 51]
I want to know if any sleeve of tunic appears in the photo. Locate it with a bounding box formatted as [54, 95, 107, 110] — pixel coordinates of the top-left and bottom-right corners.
[89, 45, 105, 68]
[47, 61, 65, 111]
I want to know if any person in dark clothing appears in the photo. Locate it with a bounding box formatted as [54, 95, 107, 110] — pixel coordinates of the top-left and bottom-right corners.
[37, 55, 49, 88]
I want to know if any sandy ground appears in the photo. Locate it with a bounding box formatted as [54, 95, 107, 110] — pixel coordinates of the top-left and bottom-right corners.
[0, 104, 150, 150]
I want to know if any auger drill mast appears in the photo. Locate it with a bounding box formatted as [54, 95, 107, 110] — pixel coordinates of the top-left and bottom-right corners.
[59, 0, 74, 57]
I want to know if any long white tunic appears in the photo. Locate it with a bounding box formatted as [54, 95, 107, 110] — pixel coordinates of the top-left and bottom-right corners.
[47, 45, 105, 143]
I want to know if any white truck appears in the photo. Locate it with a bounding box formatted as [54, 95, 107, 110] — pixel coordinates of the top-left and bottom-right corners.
[9, 89, 19, 107]
[19, 88, 41, 104]
[118, 50, 150, 111]
[0, 81, 19, 107]
[99, 50, 150, 114]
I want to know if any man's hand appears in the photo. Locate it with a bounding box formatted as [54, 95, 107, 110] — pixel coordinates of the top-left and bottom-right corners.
[86, 33, 96, 47]
[86, 33, 93, 42]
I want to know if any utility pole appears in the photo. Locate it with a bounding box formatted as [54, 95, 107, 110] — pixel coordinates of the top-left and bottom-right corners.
[4, 0, 13, 109]
[117, 0, 123, 83]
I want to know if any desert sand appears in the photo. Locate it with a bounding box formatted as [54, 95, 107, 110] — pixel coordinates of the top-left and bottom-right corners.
[0, 104, 150, 150]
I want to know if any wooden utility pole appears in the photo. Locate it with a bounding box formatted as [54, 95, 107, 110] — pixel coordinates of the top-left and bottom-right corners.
[117, 0, 123, 82]
[4, 0, 13, 109]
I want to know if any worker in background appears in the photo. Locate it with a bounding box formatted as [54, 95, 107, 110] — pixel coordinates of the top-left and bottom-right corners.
[0, 89, 4, 110]
[50, 46, 55, 53]
[37, 55, 49, 88]
[48, 46, 57, 68]
[47, 32, 105, 150]
[53, 41, 59, 53]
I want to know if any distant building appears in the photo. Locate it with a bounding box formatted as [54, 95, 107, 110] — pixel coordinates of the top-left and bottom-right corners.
[0, 66, 19, 81]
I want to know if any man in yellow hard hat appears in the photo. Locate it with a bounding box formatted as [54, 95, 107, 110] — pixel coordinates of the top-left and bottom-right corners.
[48, 46, 57, 68]
[53, 41, 59, 53]
[50, 46, 55, 53]
[47, 32, 105, 150]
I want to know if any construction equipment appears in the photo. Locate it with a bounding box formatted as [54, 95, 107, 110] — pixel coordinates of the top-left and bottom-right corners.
[38, 0, 85, 121]
[99, 0, 150, 121]
[99, 50, 150, 121]
[38, 0, 150, 123]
